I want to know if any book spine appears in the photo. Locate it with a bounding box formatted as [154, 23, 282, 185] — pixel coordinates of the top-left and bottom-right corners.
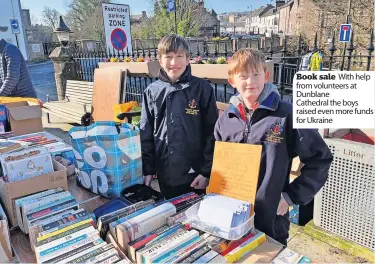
[96, 254, 119, 264]
[144, 230, 199, 263]
[40, 213, 94, 236]
[53, 242, 109, 264]
[36, 226, 96, 255]
[68, 244, 115, 264]
[86, 248, 118, 264]
[136, 229, 187, 264]
[152, 236, 200, 263]
[28, 204, 80, 228]
[46, 238, 104, 264]
[27, 195, 75, 215]
[27, 199, 78, 221]
[30, 208, 82, 228]
[38, 230, 99, 258]
[193, 250, 219, 264]
[37, 218, 93, 242]
[224, 233, 266, 263]
[118, 204, 176, 251]
[182, 244, 211, 263]
[39, 232, 100, 263]
[36, 222, 94, 247]
[130, 224, 185, 262]
[164, 236, 207, 264]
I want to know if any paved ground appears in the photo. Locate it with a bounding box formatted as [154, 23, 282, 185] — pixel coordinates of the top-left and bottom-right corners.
[27, 61, 58, 102]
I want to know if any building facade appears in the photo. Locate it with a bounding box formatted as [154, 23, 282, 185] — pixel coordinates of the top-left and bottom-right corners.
[0, 0, 29, 59]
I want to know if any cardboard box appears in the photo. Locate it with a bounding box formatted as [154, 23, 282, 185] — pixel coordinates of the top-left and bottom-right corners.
[0, 159, 68, 227]
[4, 101, 43, 136]
[0, 203, 13, 262]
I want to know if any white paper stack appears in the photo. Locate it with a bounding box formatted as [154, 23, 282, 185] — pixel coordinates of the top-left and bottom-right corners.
[197, 194, 251, 237]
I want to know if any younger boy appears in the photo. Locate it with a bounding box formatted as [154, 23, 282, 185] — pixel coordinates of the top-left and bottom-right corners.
[140, 34, 218, 199]
[214, 48, 333, 245]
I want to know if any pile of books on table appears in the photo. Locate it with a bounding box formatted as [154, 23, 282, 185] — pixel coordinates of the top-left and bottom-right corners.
[95, 192, 313, 264]
[14, 188, 124, 264]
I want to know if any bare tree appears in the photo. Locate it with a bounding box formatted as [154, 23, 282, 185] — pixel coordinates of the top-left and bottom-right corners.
[64, 0, 108, 42]
[42, 6, 60, 29]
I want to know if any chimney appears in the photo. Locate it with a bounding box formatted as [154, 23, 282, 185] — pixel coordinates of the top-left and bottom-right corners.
[276, 0, 286, 8]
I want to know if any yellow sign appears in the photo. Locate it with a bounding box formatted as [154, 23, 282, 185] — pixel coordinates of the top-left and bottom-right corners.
[207, 142, 262, 214]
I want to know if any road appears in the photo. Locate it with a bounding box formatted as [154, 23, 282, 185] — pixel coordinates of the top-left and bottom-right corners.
[28, 60, 58, 102]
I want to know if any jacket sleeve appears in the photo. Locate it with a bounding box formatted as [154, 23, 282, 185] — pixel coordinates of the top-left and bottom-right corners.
[214, 117, 222, 141]
[0, 46, 21, 96]
[200, 82, 219, 178]
[140, 88, 156, 176]
[285, 126, 333, 205]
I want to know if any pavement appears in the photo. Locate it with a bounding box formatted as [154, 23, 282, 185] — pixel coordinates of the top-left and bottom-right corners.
[27, 60, 58, 102]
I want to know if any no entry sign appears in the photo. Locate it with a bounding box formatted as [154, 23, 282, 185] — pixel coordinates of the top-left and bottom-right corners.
[102, 3, 132, 53]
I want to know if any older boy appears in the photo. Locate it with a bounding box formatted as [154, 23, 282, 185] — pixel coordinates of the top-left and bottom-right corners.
[140, 34, 218, 199]
[214, 48, 333, 245]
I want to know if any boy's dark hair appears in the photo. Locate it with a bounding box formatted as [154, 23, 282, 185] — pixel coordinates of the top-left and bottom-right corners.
[157, 34, 190, 59]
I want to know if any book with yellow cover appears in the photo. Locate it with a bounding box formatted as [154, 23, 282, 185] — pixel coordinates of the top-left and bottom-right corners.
[224, 232, 266, 263]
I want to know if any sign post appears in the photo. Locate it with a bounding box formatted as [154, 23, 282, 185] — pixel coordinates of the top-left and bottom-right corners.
[9, 19, 20, 48]
[102, 3, 132, 54]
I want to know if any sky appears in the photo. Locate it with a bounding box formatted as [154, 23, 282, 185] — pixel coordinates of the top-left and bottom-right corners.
[20, 0, 274, 24]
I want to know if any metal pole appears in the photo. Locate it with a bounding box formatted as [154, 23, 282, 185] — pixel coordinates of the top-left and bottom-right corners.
[174, 0, 177, 34]
[340, 0, 352, 70]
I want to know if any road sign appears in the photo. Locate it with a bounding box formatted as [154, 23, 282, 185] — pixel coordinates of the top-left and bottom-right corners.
[339, 24, 352, 42]
[110, 28, 127, 50]
[10, 19, 20, 34]
[167, 0, 176, 12]
[102, 3, 132, 54]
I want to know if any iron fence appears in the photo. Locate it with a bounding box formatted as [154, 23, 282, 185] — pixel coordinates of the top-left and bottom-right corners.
[69, 28, 374, 104]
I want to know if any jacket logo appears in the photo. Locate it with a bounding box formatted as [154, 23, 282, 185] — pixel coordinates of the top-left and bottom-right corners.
[186, 99, 200, 115]
[265, 122, 284, 143]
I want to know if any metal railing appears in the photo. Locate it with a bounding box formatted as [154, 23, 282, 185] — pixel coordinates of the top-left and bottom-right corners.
[68, 28, 374, 103]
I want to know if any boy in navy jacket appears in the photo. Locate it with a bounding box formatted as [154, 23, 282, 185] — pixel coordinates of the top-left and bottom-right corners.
[140, 34, 218, 199]
[214, 48, 333, 245]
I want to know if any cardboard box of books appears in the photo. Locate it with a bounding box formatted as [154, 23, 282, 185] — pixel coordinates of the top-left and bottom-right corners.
[3, 101, 43, 136]
[0, 159, 68, 227]
[0, 202, 13, 261]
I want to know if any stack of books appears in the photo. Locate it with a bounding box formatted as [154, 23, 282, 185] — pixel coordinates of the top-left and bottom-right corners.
[14, 188, 127, 263]
[94, 192, 277, 264]
[14, 188, 80, 247]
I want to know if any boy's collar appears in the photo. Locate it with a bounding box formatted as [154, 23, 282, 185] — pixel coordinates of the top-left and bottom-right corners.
[158, 64, 192, 85]
[228, 84, 280, 117]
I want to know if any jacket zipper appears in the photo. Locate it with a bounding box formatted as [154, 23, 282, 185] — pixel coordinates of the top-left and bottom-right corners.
[243, 109, 258, 143]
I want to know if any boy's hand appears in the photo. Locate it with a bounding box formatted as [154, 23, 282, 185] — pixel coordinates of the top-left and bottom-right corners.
[190, 174, 209, 189]
[276, 196, 289, 215]
[144, 175, 153, 186]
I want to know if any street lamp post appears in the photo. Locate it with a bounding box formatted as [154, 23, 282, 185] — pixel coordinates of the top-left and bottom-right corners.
[49, 16, 76, 101]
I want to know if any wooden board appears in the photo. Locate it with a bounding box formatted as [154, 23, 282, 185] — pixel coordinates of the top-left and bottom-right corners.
[92, 67, 123, 122]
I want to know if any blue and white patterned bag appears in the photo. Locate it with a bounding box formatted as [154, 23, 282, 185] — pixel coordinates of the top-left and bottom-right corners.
[69, 121, 144, 198]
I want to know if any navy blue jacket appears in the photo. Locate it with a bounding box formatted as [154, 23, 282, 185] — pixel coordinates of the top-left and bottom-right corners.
[140, 65, 218, 187]
[214, 87, 333, 243]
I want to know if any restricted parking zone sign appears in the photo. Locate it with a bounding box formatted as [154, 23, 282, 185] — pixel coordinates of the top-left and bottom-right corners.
[102, 3, 132, 53]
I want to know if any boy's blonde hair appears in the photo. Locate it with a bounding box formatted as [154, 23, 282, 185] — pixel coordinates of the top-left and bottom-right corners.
[228, 48, 267, 77]
[158, 34, 190, 59]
